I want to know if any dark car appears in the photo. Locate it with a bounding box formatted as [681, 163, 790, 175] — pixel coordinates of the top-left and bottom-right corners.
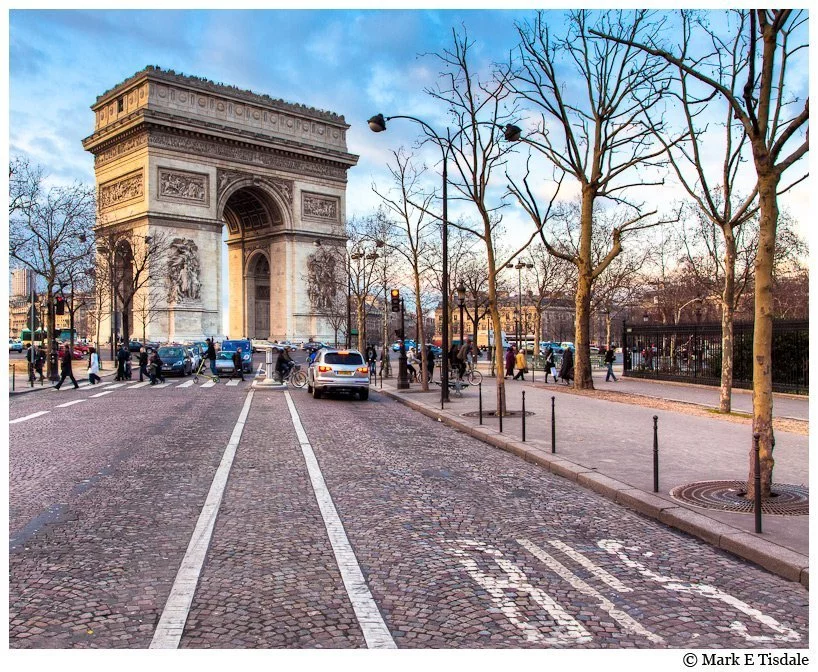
[220, 339, 253, 373]
[303, 341, 327, 353]
[157, 345, 193, 376]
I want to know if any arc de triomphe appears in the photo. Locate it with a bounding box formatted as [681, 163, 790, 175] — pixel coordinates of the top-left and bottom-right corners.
[82, 66, 357, 343]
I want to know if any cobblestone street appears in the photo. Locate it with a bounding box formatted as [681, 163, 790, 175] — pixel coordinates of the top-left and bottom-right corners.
[8, 379, 809, 649]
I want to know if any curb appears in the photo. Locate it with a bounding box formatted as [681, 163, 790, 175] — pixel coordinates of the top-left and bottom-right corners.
[375, 386, 809, 589]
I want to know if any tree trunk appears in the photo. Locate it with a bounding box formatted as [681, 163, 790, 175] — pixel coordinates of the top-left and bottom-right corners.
[414, 273, 428, 391]
[356, 299, 366, 352]
[574, 188, 595, 389]
[719, 226, 737, 414]
[747, 171, 778, 499]
[605, 314, 611, 349]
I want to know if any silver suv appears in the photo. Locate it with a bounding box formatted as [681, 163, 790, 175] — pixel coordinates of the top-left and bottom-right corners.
[306, 348, 370, 400]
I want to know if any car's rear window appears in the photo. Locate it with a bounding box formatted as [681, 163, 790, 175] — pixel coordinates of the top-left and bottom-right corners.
[222, 340, 249, 351]
[324, 352, 364, 365]
[159, 347, 184, 358]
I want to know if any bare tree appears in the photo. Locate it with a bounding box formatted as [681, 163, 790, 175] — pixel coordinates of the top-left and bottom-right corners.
[132, 286, 164, 343]
[373, 149, 439, 389]
[346, 213, 388, 351]
[527, 242, 575, 351]
[507, 9, 678, 390]
[593, 9, 809, 497]
[9, 162, 96, 378]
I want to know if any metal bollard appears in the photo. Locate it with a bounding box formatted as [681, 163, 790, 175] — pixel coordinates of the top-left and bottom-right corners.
[13, 364, 16, 391]
[551, 396, 556, 453]
[653, 415, 659, 493]
[499, 405, 503, 434]
[478, 382, 483, 425]
[754, 432, 762, 534]
[522, 390, 526, 442]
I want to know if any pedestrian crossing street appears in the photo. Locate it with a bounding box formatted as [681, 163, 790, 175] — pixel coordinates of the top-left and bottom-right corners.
[10, 377, 252, 425]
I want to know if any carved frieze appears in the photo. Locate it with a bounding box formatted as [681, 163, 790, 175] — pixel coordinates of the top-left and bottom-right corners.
[157, 167, 209, 206]
[167, 238, 202, 303]
[302, 192, 339, 221]
[217, 169, 293, 206]
[150, 131, 347, 181]
[99, 170, 144, 210]
[94, 132, 149, 167]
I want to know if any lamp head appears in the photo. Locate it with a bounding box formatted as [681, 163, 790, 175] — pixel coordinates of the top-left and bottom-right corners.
[368, 114, 387, 133]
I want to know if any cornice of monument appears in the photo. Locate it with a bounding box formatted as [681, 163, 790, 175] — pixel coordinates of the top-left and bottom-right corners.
[92, 65, 349, 128]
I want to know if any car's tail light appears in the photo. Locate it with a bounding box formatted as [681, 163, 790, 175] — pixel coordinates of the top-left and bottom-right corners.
[318, 365, 332, 373]
[356, 367, 370, 374]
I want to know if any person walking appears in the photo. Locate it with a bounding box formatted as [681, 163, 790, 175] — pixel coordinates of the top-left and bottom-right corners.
[513, 348, 528, 380]
[365, 344, 377, 375]
[232, 347, 245, 381]
[604, 344, 618, 382]
[379, 346, 391, 378]
[149, 350, 165, 385]
[558, 346, 574, 385]
[204, 338, 218, 378]
[425, 344, 435, 383]
[504, 345, 515, 379]
[448, 344, 461, 380]
[138, 347, 149, 382]
[543, 347, 557, 383]
[87, 347, 101, 385]
[54, 346, 79, 390]
[26, 342, 37, 384]
[116, 343, 129, 381]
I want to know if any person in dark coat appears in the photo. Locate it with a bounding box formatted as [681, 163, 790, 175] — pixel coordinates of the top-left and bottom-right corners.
[116, 344, 129, 381]
[504, 346, 515, 379]
[559, 346, 574, 385]
[448, 344, 461, 380]
[232, 347, 245, 381]
[138, 347, 149, 382]
[425, 344, 435, 382]
[604, 344, 618, 382]
[54, 347, 79, 390]
[365, 344, 377, 374]
[149, 351, 165, 384]
[544, 347, 557, 383]
[204, 338, 218, 377]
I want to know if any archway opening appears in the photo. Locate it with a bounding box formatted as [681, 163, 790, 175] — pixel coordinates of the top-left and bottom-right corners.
[221, 186, 280, 339]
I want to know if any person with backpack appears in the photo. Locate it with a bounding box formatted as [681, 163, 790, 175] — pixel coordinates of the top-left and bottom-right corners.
[604, 344, 618, 382]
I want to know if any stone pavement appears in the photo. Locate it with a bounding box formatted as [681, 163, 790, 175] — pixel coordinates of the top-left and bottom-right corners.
[373, 370, 809, 588]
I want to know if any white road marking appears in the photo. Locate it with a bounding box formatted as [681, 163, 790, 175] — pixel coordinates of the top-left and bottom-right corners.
[446, 539, 591, 645]
[598, 539, 801, 644]
[177, 380, 194, 388]
[200, 380, 217, 388]
[10, 411, 50, 424]
[128, 382, 151, 389]
[547, 539, 632, 593]
[90, 391, 114, 398]
[518, 538, 663, 644]
[151, 382, 171, 389]
[225, 379, 241, 386]
[106, 383, 128, 390]
[150, 390, 255, 649]
[55, 399, 86, 408]
[284, 390, 396, 649]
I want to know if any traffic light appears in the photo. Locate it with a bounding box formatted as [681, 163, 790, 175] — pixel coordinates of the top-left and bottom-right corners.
[55, 296, 65, 315]
[390, 289, 401, 312]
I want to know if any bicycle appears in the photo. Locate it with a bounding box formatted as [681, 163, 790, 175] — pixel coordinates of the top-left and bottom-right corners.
[193, 357, 219, 383]
[276, 363, 307, 388]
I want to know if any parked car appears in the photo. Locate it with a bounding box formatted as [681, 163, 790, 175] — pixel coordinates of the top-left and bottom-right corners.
[9, 338, 23, 353]
[306, 348, 370, 400]
[187, 344, 203, 372]
[58, 344, 85, 360]
[391, 339, 416, 352]
[157, 345, 193, 376]
[220, 339, 254, 373]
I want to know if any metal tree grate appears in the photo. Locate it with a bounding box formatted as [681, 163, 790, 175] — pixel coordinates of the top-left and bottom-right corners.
[669, 480, 808, 516]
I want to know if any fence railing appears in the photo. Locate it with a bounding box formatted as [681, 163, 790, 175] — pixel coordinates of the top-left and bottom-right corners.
[622, 319, 808, 394]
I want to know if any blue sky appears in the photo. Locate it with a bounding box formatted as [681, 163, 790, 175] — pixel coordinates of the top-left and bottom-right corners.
[7, 7, 811, 320]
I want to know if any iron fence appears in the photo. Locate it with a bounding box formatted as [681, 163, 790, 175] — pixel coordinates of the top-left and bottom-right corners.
[622, 319, 808, 394]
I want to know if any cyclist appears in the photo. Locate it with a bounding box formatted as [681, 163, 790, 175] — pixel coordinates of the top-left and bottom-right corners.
[204, 338, 218, 377]
[275, 348, 294, 381]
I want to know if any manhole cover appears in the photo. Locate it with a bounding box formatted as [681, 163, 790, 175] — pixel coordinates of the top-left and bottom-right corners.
[670, 480, 808, 516]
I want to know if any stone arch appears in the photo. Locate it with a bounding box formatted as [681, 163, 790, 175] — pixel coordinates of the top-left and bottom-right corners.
[246, 251, 271, 339]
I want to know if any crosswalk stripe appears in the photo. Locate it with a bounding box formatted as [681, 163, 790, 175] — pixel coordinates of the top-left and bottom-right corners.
[226, 379, 240, 386]
[106, 383, 128, 390]
[56, 399, 86, 408]
[128, 381, 152, 389]
[201, 380, 216, 388]
[177, 380, 194, 388]
[90, 390, 114, 398]
[10, 411, 50, 424]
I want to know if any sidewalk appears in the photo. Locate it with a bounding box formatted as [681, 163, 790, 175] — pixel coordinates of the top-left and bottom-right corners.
[373, 371, 809, 588]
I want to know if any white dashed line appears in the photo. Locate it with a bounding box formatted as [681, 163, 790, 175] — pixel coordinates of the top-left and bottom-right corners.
[150, 389, 255, 649]
[55, 399, 86, 408]
[283, 390, 396, 649]
[105, 383, 128, 390]
[177, 380, 195, 388]
[90, 391, 114, 398]
[200, 380, 217, 388]
[9, 411, 50, 424]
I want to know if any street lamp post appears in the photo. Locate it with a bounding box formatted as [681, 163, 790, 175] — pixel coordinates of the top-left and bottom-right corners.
[397, 297, 409, 389]
[515, 261, 533, 351]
